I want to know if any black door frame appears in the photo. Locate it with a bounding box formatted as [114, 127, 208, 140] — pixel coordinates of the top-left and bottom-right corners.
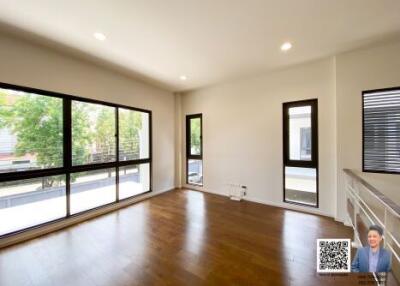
[282, 99, 319, 208]
[186, 113, 203, 186]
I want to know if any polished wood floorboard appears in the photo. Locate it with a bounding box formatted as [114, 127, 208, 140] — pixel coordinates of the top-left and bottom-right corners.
[0, 189, 379, 285]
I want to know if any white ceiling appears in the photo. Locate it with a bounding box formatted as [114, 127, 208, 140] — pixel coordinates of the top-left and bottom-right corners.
[0, 0, 399, 92]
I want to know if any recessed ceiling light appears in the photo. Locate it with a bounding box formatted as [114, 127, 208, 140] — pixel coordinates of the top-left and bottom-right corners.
[180, 75, 187, 81]
[93, 32, 106, 41]
[281, 42, 292, 52]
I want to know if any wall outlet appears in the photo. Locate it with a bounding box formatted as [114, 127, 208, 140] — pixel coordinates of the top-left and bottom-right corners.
[241, 185, 247, 196]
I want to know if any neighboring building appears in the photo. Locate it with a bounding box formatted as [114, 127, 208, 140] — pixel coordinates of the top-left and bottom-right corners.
[0, 91, 37, 172]
[0, 128, 37, 172]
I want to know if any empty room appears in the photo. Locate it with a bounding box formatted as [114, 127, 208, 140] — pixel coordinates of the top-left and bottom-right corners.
[0, 1, 399, 285]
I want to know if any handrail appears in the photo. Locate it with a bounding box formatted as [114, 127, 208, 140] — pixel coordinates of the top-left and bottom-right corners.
[344, 169, 400, 285]
[343, 169, 400, 218]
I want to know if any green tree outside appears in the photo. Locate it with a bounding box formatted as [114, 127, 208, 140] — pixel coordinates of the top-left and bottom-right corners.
[95, 107, 116, 162]
[0, 89, 144, 186]
[190, 118, 201, 154]
[0, 91, 63, 169]
[119, 109, 142, 160]
[71, 101, 93, 166]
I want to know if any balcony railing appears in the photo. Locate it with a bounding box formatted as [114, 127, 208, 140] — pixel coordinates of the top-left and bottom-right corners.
[344, 169, 400, 285]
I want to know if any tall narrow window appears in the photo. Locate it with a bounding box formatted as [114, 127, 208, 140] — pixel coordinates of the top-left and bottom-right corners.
[363, 88, 400, 173]
[283, 99, 318, 207]
[186, 114, 203, 186]
[118, 108, 150, 198]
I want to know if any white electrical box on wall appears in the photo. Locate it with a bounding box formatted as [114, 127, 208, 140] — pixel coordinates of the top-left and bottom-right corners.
[227, 184, 247, 201]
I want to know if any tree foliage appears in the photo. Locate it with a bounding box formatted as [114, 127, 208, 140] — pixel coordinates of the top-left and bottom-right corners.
[190, 118, 201, 154]
[71, 101, 92, 166]
[119, 110, 142, 160]
[0, 92, 64, 169]
[96, 108, 115, 161]
[0, 91, 9, 129]
[0, 90, 144, 186]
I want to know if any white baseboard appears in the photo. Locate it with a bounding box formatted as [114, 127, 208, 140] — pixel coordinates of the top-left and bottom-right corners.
[0, 187, 175, 249]
[334, 217, 345, 224]
[334, 218, 352, 227]
[183, 187, 334, 218]
[183, 185, 230, 197]
[334, 214, 353, 227]
[245, 196, 333, 218]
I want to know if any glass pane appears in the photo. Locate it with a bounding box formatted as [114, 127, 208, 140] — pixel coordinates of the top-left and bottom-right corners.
[289, 106, 311, 161]
[190, 118, 201, 155]
[119, 108, 149, 161]
[0, 88, 63, 173]
[188, 159, 203, 185]
[0, 175, 66, 235]
[119, 163, 150, 199]
[285, 167, 316, 206]
[70, 169, 116, 214]
[72, 101, 116, 166]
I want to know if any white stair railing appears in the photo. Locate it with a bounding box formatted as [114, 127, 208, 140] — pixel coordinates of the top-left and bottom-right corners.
[344, 169, 400, 284]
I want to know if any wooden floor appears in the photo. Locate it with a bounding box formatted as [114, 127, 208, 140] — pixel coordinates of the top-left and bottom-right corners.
[0, 189, 380, 286]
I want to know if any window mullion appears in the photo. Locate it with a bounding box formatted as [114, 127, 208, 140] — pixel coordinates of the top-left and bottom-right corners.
[116, 108, 119, 201]
[64, 98, 72, 216]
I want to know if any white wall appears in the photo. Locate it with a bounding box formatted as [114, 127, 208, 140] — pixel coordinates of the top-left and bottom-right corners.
[174, 93, 183, 188]
[2, 28, 399, 222]
[336, 38, 400, 220]
[0, 32, 176, 193]
[181, 37, 400, 221]
[181, 58, 337, 217]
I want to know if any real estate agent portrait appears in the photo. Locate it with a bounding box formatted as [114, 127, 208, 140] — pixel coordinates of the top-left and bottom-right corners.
[351, 225, 392, 273]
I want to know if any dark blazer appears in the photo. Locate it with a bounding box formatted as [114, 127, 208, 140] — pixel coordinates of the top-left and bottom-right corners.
[351, 246, 391, 272]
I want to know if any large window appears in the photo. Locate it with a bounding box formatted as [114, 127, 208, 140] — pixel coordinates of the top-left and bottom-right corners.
[0, 175, 66, 236]
[283, 99, 318, 207]
[0, 88, 63, 173]
[70, 169, 116, 214]
[72, 101, 116, 165]
[119, 164, 150, 199]
[363, 88, 400, 174]
[0, 82, 151, 237]
[186, 114, 203, 186]
[119, 108, 149, 161]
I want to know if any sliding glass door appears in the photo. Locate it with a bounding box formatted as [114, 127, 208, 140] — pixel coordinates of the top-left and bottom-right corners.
[0, 82, 152, 237]
[283, 99, 318, 207]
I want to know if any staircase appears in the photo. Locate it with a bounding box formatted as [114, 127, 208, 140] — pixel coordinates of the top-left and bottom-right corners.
[344, 169, 400, 285]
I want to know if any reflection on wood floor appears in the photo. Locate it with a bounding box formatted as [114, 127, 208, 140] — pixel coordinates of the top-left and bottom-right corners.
[0, 188, 377, 285]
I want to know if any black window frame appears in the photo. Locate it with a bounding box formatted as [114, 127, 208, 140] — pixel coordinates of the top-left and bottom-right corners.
[70, 100, 117, 166]
[282, 99, 319, 208]
[362, 86, 400, 175]
[0, 81, 152, 238]
[186, 113, 203, 186]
